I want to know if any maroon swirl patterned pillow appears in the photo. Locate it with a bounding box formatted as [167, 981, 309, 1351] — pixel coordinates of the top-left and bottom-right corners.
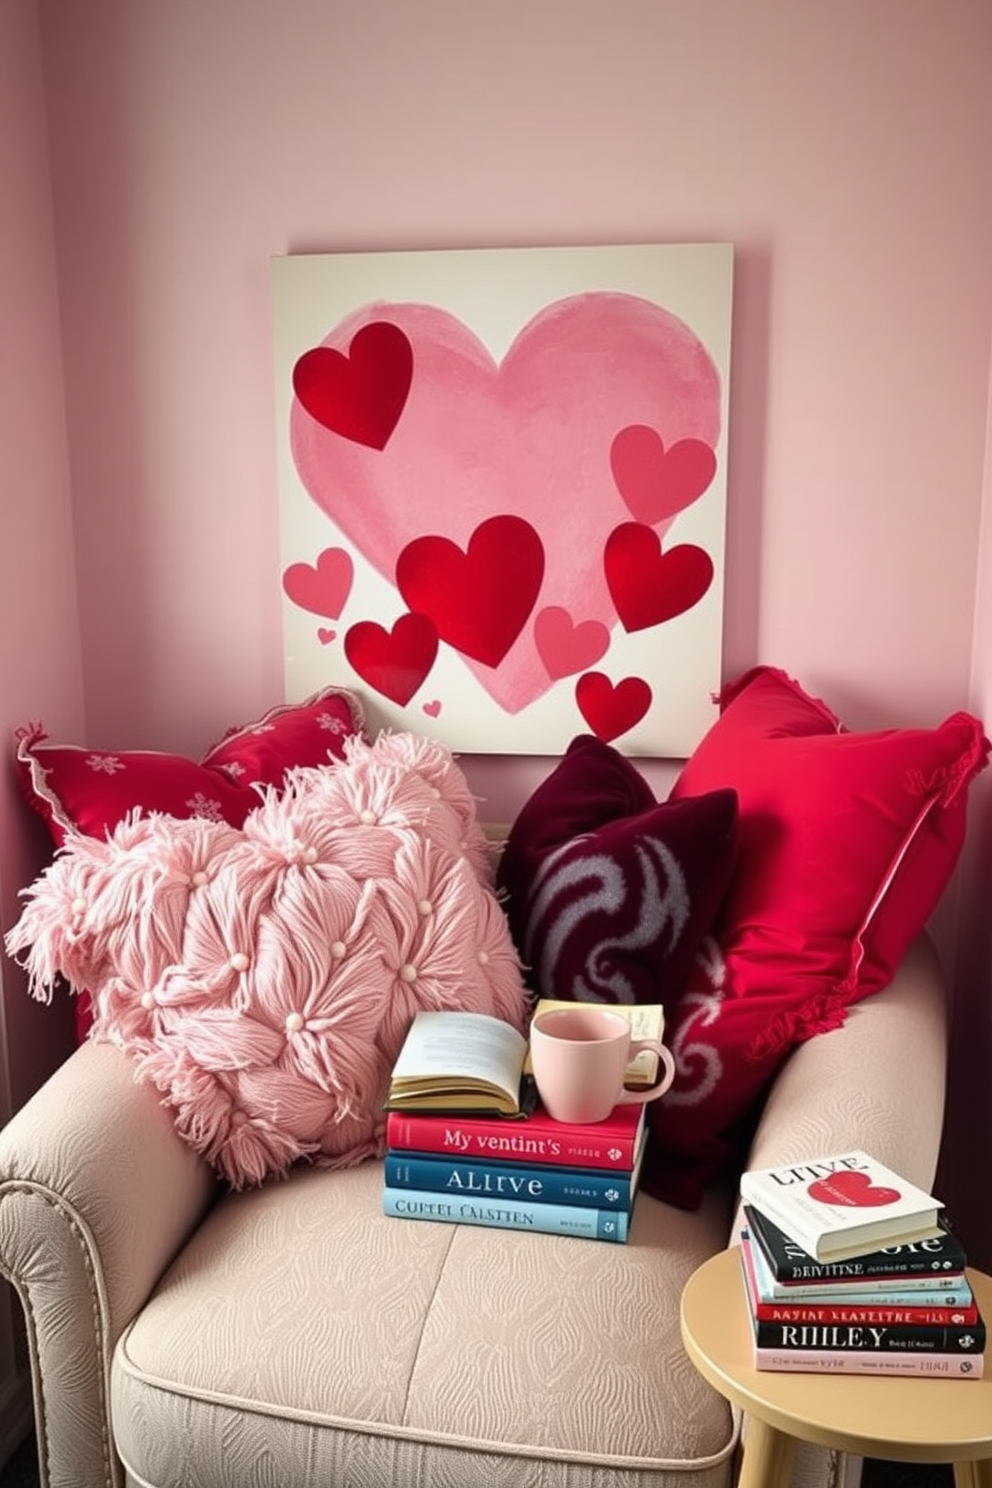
[496, 735, 738, 1014]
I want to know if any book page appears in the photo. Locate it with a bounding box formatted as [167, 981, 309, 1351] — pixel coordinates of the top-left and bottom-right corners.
[391, 1012, 527, 1099]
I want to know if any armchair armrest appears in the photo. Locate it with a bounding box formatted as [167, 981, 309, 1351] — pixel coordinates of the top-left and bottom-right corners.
[0, 1040, 217, 1488]
[732, 930, 948, 1243]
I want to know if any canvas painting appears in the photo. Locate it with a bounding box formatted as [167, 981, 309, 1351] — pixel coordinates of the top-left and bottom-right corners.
[272, 242, 733, 756]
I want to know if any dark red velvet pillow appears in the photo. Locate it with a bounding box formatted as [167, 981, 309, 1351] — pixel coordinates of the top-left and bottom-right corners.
[496, 735, 739, 1013]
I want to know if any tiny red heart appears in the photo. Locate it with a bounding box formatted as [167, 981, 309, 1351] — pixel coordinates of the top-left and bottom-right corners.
[422, 700, 441, 718]
[575, 672, 651, 743]
[317, 628, 336, 646]
[604, 522, 713, 632]
[807, 1172, 902, 1208]
[293, 321, 413, 450]
[344, 613, 438, 706]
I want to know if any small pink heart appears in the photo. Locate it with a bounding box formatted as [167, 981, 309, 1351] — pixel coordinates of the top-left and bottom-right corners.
[422, 700, 442, 718]
[534, 606, 610, 680]
[317, 628, 336, 645]
[282, 547, 354, 620]
[610, 424, 716, 525]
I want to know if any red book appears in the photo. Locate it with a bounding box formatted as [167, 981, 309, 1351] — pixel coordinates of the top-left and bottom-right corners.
[384, 1101, 645, 1171]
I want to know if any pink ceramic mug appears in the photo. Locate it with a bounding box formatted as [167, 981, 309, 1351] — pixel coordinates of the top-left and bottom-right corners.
[529, 1005, 676, 1125]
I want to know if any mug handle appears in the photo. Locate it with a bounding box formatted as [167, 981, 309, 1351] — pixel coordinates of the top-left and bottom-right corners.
[616, 1038, 676, 1105]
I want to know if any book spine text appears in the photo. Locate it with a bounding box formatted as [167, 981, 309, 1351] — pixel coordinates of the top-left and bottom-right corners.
[385, 1114, 638, 1169]
[382, 1187, 629, 1243]
[752, 1320, 986, 1352]
[752, 1348, 984, 1378]
[383, 1153, 633, 1209]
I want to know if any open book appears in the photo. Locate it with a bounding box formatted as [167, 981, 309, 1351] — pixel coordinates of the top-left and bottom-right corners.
[385, 1002, 666, 1118]
[386, 1011, 531, 1116]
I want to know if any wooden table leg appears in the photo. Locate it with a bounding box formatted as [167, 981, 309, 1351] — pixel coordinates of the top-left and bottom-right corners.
[738, 1417, 796, 1488]
[954, 1461, 992, 1488]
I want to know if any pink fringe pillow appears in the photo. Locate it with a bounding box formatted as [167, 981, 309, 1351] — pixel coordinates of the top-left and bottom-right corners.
[6, 731, 528, 1188]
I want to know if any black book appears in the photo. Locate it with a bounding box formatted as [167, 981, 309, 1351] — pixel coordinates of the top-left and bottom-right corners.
[751, 1315, 985, 1353]
[744, 1203, 968, 1283]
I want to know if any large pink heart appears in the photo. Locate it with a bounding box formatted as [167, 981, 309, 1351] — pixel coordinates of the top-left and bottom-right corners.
[291, 296, 721, 713]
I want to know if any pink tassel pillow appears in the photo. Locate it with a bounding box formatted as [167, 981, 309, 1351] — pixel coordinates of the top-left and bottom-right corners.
[6, 731, 528, 1188]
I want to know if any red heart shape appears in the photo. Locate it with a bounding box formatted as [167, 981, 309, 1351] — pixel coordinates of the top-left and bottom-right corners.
[396, 515, 545, 669]
[610, 424, 716, 524]
[604, 522, 714, 633]
[534, 606, 610, 681]
[282, 546, 354, 619]
[575, 672, 652, 743]
[293, 322, 413, 450]
[343, 613, 438, 706]
[807, 1172, 902, 1208]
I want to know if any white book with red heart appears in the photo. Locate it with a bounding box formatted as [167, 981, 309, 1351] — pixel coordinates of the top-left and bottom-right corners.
[739, 1150, 946, 1264]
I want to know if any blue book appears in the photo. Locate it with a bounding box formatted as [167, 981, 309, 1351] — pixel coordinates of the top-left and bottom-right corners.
[383, 1151, 637, 1211]
[382, 1187, 629, 1243]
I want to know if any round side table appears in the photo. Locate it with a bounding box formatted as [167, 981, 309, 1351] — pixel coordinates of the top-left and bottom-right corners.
[680, 1247, 992, 1488]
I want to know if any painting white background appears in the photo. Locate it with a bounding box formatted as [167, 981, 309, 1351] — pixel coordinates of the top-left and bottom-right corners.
[272, 243, 732, 756]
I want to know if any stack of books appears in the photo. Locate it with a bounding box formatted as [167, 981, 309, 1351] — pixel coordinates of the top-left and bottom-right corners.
[379, 1004, 661, 1244]
[738, 1150, 985, 1378]
[383, 1099, 646, 1243]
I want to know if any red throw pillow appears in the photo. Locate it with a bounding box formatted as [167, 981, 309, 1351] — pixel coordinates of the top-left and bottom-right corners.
[496, 735, 739, 1014]
[16, 686, 366, 848]
[15, 685, 366, 1041]
[643, 665, 990, 1209]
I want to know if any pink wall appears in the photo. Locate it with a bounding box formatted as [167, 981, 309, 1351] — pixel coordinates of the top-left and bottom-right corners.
[0, 1, 80, 1114]
[940, 356, 992, 1264]
[2, 1, 991, 1249]
[36, 1, 992, 804]
[0, 0, 80, 1448]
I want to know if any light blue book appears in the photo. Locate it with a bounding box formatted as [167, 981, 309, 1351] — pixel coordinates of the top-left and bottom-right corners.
[383, 1152, 636, 1210]
[383, 1187, 629, 1243]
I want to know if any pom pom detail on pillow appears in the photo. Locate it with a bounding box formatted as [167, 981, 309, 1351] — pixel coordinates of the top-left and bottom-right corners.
[15, 684, 367, 848]
[14, 685, 367, 1044]
[6, 731, 528, 1189]
[496, 734, 739, 1013]
[642, 665, 990, 1210]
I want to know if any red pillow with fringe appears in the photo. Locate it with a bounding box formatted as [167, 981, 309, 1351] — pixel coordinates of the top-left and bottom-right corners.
[642, 666, 989, 1209]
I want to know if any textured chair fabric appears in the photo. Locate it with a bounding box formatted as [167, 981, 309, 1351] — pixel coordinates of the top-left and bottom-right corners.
[0, 933, 947, 1488]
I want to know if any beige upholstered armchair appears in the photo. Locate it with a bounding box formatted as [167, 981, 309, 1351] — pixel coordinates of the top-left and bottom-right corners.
[0, 932, 946, 1488]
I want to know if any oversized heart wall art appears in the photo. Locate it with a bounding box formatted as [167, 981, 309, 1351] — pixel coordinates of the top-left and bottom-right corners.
[290, 297, 720, 710]
[274, 244, 733, 756]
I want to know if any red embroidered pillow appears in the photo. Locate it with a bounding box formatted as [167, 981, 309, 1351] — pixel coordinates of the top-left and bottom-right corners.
[496, 735, 739, 1014]
[642, 665, 990, 1209]
[16, 686, 366, 848]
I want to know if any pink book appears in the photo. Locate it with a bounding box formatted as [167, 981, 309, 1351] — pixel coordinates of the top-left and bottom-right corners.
[752, 1346, 984, 1378]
